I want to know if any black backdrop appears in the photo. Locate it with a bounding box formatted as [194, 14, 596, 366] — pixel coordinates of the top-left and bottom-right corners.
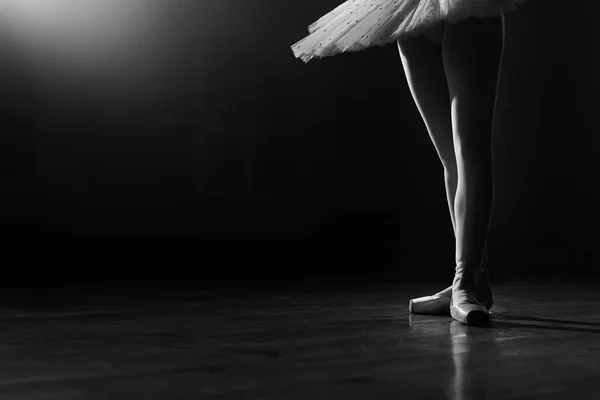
[0, 1, 598, 286]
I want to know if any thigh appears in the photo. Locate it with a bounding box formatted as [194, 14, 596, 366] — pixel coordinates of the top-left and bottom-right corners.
[397, 33, 454, 164]
[442, 15, 505, 159]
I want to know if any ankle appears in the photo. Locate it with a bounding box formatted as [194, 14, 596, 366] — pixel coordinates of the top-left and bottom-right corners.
[453, 270, 476, 291]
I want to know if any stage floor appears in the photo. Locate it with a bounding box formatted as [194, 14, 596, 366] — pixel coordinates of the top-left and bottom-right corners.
[0, 282, 599, 399]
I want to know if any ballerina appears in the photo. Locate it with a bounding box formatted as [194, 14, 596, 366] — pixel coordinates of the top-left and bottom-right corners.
[291, 0, 528, 326]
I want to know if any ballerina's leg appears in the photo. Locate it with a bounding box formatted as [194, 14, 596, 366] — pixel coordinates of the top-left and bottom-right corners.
[443, 13, 504, 325]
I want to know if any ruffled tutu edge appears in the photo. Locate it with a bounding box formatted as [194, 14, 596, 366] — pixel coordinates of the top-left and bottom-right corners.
[291, 0, 527, 63]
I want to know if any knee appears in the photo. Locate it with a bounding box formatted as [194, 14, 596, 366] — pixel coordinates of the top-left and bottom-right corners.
[442, 159, 458, 177]
[455, 148, 492, 170]
[432, 134, 458, 173]
[454, 137, 492, 169]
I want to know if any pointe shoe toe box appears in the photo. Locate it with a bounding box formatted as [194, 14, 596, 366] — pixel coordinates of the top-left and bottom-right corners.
[450, 300, 490, 326]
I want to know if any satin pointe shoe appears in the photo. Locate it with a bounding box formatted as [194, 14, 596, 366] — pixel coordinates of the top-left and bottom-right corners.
[408, 267, 493, 315]
[408, 292, 452, 316]
[450, 267, 489, 326]
[409, 243, 493, 315]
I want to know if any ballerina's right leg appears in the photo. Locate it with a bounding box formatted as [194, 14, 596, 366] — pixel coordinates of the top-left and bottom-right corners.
[443, 13, 505, 325]
[397, 26, 493, 316]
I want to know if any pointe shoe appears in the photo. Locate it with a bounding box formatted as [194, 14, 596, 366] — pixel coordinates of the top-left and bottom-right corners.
[408, 293, 452, 316]
[450, 271, 489, 326]
[408, 267, 493, 315]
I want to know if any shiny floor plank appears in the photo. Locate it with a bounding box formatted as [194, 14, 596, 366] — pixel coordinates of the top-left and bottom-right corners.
[0, 282, 599, 399]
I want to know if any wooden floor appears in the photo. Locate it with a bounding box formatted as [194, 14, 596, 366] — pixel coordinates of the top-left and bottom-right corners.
[0, 282, 599, 399]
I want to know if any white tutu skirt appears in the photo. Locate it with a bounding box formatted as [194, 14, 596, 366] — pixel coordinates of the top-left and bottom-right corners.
[291, 0, 528, 63]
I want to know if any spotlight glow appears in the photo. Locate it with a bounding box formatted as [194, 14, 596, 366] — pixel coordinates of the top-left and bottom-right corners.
[1, 0, 165, 88]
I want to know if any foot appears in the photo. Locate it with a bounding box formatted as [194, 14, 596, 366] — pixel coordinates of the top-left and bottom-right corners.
[450, 271, 489, 326]
[409, 268, 493, 316]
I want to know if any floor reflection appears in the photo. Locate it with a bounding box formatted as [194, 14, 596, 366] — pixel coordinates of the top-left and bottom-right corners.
[449, 322, 501, 400]
[409, 315, 502, 400]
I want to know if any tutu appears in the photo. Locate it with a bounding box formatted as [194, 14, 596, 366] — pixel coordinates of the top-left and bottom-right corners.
[291, 0, 528, 63]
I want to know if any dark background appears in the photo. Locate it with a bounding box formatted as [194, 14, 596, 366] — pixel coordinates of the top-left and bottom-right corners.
[0, 1, 597, 290]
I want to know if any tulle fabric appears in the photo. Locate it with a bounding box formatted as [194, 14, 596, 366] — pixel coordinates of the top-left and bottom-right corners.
[291, 0, 527, 63]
